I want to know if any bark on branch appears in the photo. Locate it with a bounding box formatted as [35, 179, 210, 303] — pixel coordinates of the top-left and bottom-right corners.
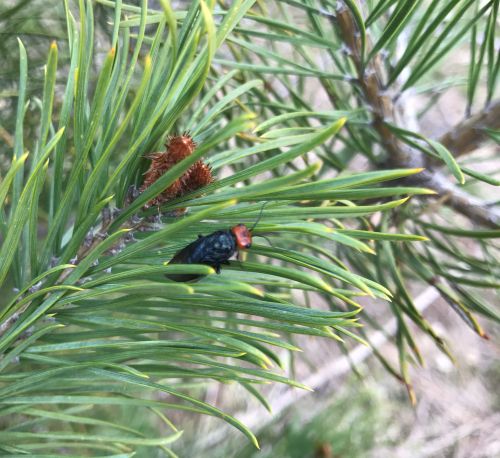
[411, 169, 500, 227]
[428, 99, 500, 167]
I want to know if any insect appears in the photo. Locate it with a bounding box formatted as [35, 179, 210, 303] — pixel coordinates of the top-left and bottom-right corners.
[165, 204, 267, 282]
[165, 224, 252, 282]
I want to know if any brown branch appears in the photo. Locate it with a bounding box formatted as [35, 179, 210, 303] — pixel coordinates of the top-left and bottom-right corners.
[336, 4, 424, 169]
[413, 170, 500, 228]
[428, 99, 500, 167]
[335, 4, 499, 228]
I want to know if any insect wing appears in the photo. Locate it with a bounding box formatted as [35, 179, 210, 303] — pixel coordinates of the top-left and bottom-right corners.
[166, 238, 206, 282]
[169, 239, 201, 264]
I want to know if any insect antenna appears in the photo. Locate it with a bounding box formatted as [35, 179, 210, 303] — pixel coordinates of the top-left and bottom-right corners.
[250, 201, 270, 232]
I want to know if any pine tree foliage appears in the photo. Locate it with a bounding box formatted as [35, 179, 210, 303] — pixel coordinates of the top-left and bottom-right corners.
[0, 0, 498, 455]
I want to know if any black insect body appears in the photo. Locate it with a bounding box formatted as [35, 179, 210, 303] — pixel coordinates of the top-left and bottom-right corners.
[166, 224, 252, 282]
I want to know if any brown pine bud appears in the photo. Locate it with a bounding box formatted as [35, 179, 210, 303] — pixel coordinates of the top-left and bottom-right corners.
[182, 160, 213, 192]
[140, 152, 170, 192]
[166, 134, 196, 163]
[140, 134, 197, 194]
[140, 133, 213, 210]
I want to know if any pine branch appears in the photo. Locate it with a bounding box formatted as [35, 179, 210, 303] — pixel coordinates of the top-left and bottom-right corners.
[416, 169, 500, 227]
[335, 4, 499, 228]
[426, 99, 500, 167]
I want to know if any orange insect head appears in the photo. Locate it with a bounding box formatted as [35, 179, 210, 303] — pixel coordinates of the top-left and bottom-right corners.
[231, 224, 252, 249]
